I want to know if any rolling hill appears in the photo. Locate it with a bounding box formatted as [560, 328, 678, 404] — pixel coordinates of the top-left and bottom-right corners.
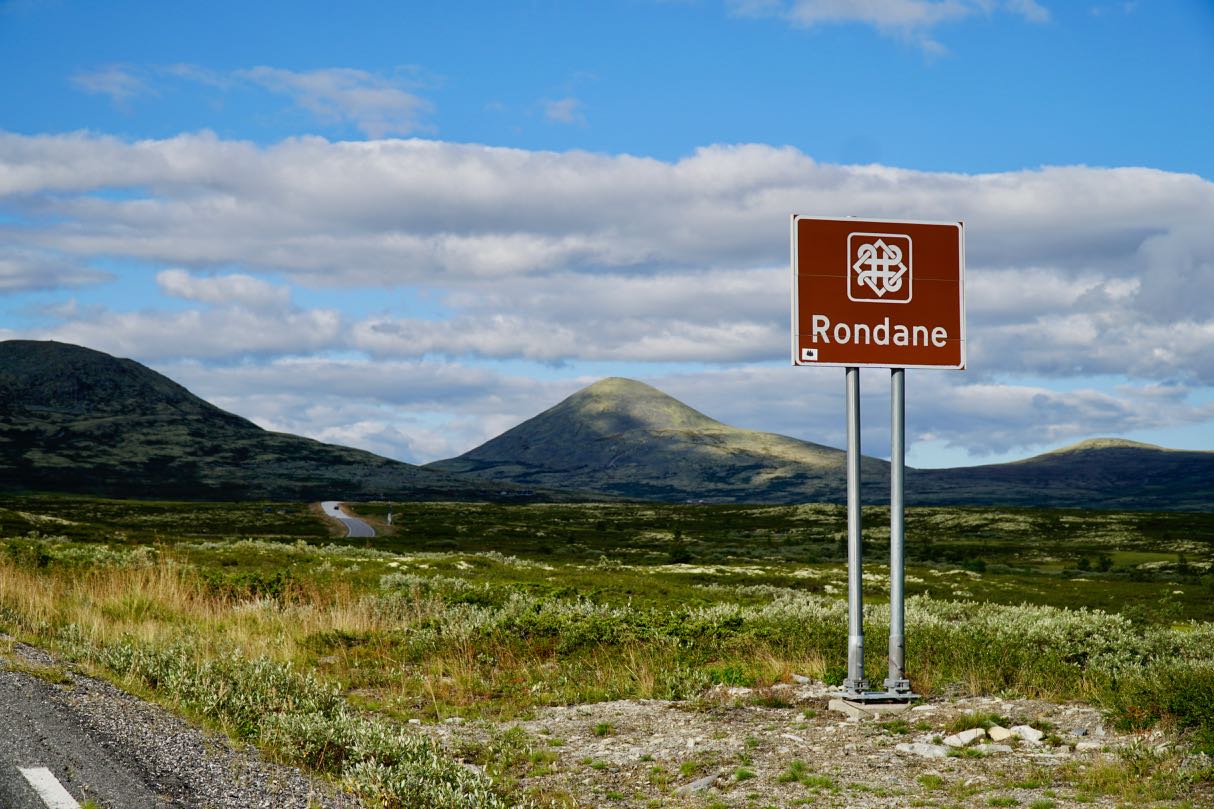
[913, 438, 1214, 511]
[0, 340, 501, 501]
[4, 340, 1210, 509]
[427, 376, 891, 501]
[430, 378, 1214, 510]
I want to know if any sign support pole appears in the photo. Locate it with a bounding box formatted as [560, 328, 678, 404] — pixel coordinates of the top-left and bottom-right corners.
[844, 366, 869, 695]
[886, 368, 913, 695]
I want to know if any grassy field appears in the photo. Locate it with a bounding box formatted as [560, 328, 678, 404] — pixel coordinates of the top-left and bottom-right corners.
[1, 495, 1212, 807]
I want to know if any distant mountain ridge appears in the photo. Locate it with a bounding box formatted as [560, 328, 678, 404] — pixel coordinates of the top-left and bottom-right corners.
[431, 377, 1214, 511]
[3, 340, 1211, 509]
[0, 340, 502, 501]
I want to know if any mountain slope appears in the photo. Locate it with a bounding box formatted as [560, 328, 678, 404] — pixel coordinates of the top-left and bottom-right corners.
[0, 340, 495, 501]
[911, 438, 1214, 511]
[428, 377, 890, 501]
[431, 378, 1214, 510]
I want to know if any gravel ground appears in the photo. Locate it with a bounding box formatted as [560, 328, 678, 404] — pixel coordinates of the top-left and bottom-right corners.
[424, 683, 1209, 808]
[1, 636, 362, 809]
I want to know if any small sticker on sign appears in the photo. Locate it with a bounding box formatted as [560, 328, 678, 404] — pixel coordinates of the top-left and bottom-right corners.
[801, 348, 818, 362]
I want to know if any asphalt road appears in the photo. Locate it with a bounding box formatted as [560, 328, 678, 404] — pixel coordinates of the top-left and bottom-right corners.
[321, 501, 376, 538]
[0, 666, 166, 809]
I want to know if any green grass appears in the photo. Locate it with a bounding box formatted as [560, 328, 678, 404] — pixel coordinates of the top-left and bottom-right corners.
[2, 495, 1214, 806]
[946, 711, 1010, 733]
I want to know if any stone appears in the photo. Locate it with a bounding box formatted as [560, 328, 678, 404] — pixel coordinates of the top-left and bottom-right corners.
[943, 728, 986, 748]
[678, 772, 720, 793]
[977, 744, 1014, 755]
[1075, 741, 1104, 752]
[987, 725, 1014, 742]
[791, 673, 811, 684]
[895, 742, 950, 759]
[1011, 725, 1044, 743]
[1070, 727, 1088, 737]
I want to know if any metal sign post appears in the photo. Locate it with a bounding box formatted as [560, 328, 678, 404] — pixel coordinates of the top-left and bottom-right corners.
[843, 366, 869, 694]
[886, 368, 912, 694]
[791, 214, 964, 704]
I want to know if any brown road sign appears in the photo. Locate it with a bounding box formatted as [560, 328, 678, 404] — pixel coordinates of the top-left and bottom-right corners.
[791, 215, 965, 369]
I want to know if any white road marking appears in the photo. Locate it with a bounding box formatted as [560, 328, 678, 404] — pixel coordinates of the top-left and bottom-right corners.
[18, 767, 81, 809]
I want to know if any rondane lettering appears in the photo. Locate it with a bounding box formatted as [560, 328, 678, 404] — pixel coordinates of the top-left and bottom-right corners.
[810, 315, 948, 348]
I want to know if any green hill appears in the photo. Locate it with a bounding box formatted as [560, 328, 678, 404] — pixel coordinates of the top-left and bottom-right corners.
[912, 438, 1214, 511]
[430, 378, 1214, 510]
[5, 341, 1210, 509]
[0, 340, 498, 501]
[427, 377, 891, 502]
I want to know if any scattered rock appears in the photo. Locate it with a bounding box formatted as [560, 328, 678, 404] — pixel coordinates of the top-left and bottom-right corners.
[944, 727, 987, 748]
[976, 743, 1014, 755]
[1070, 727, 1088, 737]
[1075, 741, 1104, 753]
[896, 742, 951, 759]
[988, 725, 1014, 742]
[791, 673, 811, 684]
[1012, 725, 1044, 743]
[678, 772, 720, 793]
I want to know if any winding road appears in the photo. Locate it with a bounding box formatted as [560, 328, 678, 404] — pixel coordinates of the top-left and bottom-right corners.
[321, 501, 376, 538]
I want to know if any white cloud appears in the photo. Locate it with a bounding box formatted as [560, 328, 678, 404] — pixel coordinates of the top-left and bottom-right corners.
[543, 97, 586, 125]
[730, 0, 1050, 50]
[652, 366, 1214, 461]
[0, 246, 111, 292]
[70, 65, 151, 104]
[156, 268, 291, 310]
[33, 305, 342, 361]
[68, 64, 432, 137]
[236, 67, 432, 137]
[157, 357, 596, 463]
[147, 356, 1213, 464]
[3, 131, 1214, 385]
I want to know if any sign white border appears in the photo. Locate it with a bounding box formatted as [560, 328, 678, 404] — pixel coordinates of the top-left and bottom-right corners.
[791, 214, 966, 370]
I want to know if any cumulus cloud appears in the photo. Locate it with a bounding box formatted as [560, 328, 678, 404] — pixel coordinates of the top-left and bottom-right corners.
[3, 131, 1214, 394]
[32, 305, 342, 361]
[0, 246, 111, 292]
[148, 356, 1211, 464]
[156, 268, 291, 310]
[158, 357, 596, 462]
[652, 366, 1214, 462]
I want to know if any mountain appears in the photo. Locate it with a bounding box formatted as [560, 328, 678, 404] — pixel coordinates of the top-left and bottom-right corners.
[427, 377, 890, 502]
[911, 438, 1214, 511]
[431, 378, 1214, 510]
[0, 340, 499, 501]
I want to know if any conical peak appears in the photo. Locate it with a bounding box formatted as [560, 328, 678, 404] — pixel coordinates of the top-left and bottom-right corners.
[560, 377, 721, 433]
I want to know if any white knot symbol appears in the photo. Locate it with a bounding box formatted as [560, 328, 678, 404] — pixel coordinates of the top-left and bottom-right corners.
[853, 239, 907, 297]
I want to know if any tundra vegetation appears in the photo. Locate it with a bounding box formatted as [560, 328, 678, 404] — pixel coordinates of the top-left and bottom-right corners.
[0, 495, 1212, 807]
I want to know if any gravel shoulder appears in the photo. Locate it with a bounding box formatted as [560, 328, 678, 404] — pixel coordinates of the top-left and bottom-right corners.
[0, 635, 361, 809]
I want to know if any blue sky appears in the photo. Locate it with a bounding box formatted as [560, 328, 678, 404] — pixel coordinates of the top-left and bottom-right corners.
[2, 0, 1213, 468]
